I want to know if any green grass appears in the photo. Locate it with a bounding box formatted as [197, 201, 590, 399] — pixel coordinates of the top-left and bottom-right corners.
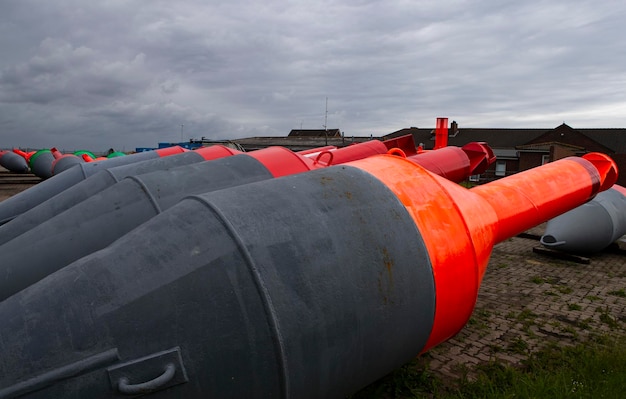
[350, 335, 626, 398]
[506, 336, 529, 355]
[567, 303, 582, 311]
[557, 286, 573, 294]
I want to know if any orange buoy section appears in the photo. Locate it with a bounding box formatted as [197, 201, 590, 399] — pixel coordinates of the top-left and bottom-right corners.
[194, 144, 242, 160]
[348, 152, 616, 352]
[471, 153, 617, 244]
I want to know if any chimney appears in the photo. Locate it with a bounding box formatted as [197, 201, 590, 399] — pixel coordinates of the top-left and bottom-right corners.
[434, 117, 448, 149]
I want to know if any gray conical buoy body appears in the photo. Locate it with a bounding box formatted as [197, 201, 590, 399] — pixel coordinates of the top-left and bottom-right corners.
[541, 186, 626, 253]
[0, 155, 275, 301]
[0, 151, 30, 173]
[0, 166, 435, 398]
[51, 153, 84, 175]
[0, 148, 183, 225]
[0, 151, 211, 245]
[28, 149, 54, 179]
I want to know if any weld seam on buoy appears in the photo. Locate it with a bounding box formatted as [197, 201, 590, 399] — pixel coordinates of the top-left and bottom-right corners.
[185, 194, 290, 398]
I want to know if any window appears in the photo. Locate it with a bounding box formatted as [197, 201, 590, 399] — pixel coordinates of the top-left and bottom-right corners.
[469, 174, 480, 182]
[541, 154, 550, 165]
[495, 161, 506, 177]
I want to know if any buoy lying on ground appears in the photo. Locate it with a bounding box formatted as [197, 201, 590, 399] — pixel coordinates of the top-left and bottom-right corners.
[541, 184, 626, 253]
[0, 150, 29, 173]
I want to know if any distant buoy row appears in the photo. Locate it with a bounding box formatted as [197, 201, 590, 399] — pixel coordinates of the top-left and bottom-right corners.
[0, 137, 496, 226]
[0, 148, 127, 178]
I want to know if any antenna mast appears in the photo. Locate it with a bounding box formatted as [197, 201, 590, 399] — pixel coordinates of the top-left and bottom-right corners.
[323, 97, 328, 145]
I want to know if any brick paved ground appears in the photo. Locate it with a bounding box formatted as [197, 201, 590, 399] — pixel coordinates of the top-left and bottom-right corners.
[425, 223, 626, 380]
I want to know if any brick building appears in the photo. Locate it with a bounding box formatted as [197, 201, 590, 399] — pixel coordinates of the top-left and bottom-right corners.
[384, 122, 626, 186]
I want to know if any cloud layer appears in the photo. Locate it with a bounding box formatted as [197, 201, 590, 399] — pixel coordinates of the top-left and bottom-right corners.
[1, 0, 625, 151]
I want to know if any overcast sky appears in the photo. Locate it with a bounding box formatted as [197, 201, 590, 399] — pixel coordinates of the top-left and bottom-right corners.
[1, 0, 625, 152]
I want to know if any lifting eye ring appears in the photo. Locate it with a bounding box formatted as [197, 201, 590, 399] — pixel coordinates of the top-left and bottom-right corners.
[117, 363, 176, 395]
[314, 150, 334, 166]
[387, 148, 407, 158]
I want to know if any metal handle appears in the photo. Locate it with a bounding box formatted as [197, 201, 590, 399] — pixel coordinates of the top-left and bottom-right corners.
[117, 362, 176, 395]
[387, 147, 407, 158]
[314, 150, 334, 166]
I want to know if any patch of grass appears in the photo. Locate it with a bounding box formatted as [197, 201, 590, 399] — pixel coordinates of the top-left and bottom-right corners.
[548, 320, 562, 328]
[516, 309, 537, 321]
[557, 286, 573, 294]
[597, 307, 619, 329]
[507, 336, 529, 355]
[546, 277, 560, 285]
[530, 276, 544, 284]
[488, 343, 503, 353]
[608, 289, 626, 298]
[467, 316, 488, 331]
[568, 303, 582, 311]
[559, 324, 578, 337]
[351, 335, 626, 398]
[599, 313, 617, 328]
[577, 317, 594, 330]
[585, 295, 601, 301]
[348, 357, 441, 398]
[522, 323, 537, 337]
[454, 337, 626, 397]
